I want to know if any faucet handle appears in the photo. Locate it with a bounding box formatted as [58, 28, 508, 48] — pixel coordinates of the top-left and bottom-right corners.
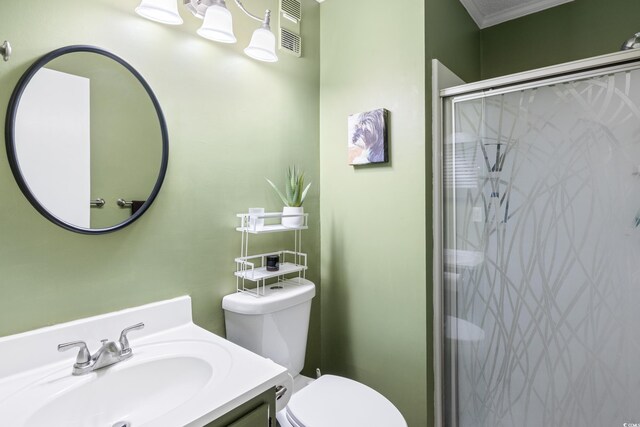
[119, 322, 145, 355]
[58, 341, 91, 367]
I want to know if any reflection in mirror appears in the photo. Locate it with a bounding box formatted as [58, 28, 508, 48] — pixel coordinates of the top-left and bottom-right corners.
[6, 46, 168, 234]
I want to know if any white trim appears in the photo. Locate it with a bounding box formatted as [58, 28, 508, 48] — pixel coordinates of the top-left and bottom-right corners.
[459, 0, 574, 29]
[482, 0, 573, 28]
[432, 59, 465, 427]
[441, 48, 640, 98]
[457, 0, 485, 29]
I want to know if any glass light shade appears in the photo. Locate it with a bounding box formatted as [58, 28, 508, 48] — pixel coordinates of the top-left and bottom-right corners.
[244, 27, 278, 63]
[197, 4, 237, 44]
[135, 0, 183, 25]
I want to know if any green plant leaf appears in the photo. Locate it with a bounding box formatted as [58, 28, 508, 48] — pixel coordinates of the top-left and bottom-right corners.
[267, 166, 312, 208]
[286, 167, 296, 205]
[298, 174, 306, 206]
[265, 178, 290, 207]
[285, 183, 294, 204]
[292, 179, 301, 206]
[300, 182, 311, 205]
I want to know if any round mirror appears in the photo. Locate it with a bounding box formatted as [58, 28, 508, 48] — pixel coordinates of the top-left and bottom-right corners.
[5, 45, 168, 234]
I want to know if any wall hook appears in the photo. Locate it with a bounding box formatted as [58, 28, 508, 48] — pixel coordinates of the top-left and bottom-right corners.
[117, 198, 133, 208]
[0, 41, 11, 62]
[90, 198, 106, 208]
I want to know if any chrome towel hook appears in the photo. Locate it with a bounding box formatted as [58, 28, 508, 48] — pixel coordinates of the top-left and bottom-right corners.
[90, 198, 105, 208]
[117, 198, 133, 208]
[1, 41, 11, 62]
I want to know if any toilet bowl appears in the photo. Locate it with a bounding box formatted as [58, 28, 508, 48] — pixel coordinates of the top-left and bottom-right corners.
[222, 278, 407, 427]
[278, 374, 406, 427]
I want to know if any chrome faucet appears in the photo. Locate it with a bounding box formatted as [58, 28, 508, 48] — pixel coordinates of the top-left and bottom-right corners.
[58, 323, 145, 375]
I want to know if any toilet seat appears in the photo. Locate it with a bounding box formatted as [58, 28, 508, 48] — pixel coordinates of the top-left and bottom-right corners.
[284, 375, 407, 427]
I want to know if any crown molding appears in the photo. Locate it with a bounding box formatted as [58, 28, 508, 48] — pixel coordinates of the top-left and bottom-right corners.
[459, 0, 574, 29]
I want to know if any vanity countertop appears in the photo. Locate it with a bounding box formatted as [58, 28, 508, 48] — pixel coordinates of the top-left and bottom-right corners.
[0, 296, 288, 426]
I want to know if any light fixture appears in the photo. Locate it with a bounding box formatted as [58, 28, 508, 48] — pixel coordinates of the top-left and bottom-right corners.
[136, 0, 278, 63]
[135, 0, 183, 25]
[244, 13, 278, 63]
[196, 0, 236, 43]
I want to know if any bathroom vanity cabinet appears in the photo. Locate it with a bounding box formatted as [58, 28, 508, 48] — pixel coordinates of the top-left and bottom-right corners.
[204, 388, 276, 427]
[234, 212, 308, 296]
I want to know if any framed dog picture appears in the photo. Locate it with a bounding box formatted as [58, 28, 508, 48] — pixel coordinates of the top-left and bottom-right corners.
[348, 108, 389, 165]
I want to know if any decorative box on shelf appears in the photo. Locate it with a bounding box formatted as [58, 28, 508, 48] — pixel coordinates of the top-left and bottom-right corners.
[235, 211, 308, 297]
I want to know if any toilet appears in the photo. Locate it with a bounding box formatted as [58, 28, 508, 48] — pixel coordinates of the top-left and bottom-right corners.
[222, 277, 407, 427]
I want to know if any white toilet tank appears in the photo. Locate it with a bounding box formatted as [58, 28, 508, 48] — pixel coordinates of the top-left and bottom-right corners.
[222, 278, 315, 376]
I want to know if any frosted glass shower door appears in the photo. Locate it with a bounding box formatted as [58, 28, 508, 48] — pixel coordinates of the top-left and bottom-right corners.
[443, 66, 640, 427]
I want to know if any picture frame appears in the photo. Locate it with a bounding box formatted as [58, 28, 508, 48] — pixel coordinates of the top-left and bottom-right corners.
[347, 108, 389, 165]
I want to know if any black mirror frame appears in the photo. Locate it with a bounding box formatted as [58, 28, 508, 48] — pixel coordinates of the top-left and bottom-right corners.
[5, 45, 169, 235]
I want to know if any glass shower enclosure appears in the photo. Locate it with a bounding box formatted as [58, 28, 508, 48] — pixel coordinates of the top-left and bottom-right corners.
[440, 54, 640, 427]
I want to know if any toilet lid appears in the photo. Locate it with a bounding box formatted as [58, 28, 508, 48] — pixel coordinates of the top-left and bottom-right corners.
[286, 375, 407, 427]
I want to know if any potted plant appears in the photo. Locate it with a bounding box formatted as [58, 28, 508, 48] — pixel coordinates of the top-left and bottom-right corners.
[266, 166, 311, 227]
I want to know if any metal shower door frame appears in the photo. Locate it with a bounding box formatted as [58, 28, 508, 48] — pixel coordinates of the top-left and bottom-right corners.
[433, 48, 640, 427]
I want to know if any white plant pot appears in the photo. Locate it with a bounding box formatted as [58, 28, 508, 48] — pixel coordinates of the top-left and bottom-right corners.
[282, 206, 304, 228]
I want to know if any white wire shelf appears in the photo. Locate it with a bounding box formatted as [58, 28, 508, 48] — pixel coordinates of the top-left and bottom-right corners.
[235, 262, 308, 281]
[235, 212, 308, 297]
[236, 224, 308, 234]
[235, 250, 307, 293]
[236, 212, 309, 233]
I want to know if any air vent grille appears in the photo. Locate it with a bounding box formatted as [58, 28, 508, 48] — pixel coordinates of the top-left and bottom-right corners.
[281, 0, 302, 21]
[280, 28, 302, 57]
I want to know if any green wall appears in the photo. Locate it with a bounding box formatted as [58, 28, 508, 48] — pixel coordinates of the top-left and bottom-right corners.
[427, 0, 481, 84]
[480, 0, 640, 78]
[319, 0, 427, 424]
[0, 0, 321, 374]
[319, 0, 478, 425]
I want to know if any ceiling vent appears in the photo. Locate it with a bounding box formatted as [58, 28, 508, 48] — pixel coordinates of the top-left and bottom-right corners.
[279, 0, 302, 57]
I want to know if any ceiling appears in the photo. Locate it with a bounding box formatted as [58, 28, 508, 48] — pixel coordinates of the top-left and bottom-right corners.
[314, 0, 573, 28]
[459, 0, 574, 28]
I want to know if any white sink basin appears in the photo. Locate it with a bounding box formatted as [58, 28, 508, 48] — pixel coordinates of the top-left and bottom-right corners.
[0, 297, 288, 427]
[5, 341, 230, 426]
